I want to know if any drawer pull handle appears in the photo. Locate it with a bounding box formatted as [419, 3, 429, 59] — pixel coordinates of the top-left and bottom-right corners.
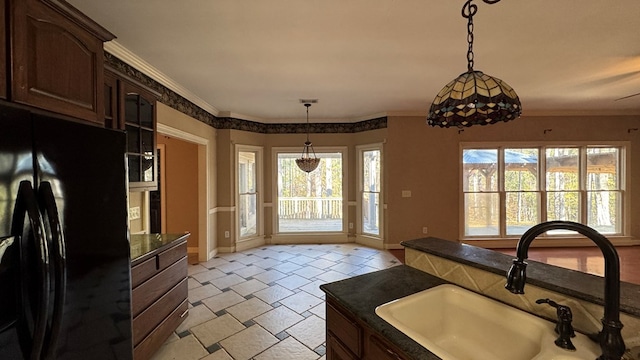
[386, 347, 402, 360]
[180, 309, 188, 318]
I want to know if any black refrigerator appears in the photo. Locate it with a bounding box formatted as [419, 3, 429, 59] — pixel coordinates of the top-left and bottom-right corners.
[0, 105, 133, 359]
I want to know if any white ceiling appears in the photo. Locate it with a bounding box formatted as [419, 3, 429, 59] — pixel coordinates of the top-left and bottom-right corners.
[69, 0, 640, 123]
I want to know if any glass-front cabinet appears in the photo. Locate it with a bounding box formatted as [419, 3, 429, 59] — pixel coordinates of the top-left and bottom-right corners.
[124, 82, 157, 191]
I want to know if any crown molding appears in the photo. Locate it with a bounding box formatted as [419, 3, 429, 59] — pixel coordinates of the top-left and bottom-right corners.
[104, 40, 220, 116]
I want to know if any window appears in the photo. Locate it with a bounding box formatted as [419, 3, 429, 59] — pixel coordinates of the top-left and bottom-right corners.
[462, 144, 625, 238]
[237, 146, 262, 239]
[358, 145, 382, 237]
[276, 149, 345, 233]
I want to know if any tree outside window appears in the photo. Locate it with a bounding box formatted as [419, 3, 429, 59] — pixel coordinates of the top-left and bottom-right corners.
[462, 145, 623, 238]
[277, 152, 343, 233]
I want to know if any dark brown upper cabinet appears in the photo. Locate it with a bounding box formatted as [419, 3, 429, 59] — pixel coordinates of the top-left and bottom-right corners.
[0, 0, 7, 100]
[104, 68, 121, 130]
[103, 66, 160, 191]
[123, 80, 159, 191]
[10, 0, 115, 124]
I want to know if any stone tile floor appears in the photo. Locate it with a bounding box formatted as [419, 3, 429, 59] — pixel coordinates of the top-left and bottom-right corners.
[151, 243, 401, 360]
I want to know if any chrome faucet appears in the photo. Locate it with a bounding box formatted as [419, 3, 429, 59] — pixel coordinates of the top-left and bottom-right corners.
[504, 221, 626, 360]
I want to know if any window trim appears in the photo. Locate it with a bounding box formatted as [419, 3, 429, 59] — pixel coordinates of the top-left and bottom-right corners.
[235, 144, 264, 242]
[460, 141, 631, 244]
[356, 143, 384, 241]
[271, 146, 348, 239]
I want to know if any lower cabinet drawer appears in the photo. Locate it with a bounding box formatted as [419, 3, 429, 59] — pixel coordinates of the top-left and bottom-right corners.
[368, 335, 407, 360]
[327, 302, 362, 357]
[131, 256, 156, 288]
[158, 241, 187, 270]
[133, 278, 188, 346]
[132, 256, 187, 317]
[134, 299, 189, 360]
[327, 333, 359, 360]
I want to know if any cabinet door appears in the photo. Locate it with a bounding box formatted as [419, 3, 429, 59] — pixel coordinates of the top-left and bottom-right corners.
[326, 302, 362, 357]
[104, 69, 121, 129]
[366, 335, 407, 360]
[327, 333, 359, 360]
[0, 0, 6, 99]
[11, 0, 109, 124]
[124, 81, 158, 191]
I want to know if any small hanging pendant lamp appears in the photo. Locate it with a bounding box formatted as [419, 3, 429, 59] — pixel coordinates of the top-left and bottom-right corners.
[427, 0, 522, 128]
[295, 103, 320, 173]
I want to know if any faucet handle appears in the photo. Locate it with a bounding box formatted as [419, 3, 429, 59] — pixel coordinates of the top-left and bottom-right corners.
[505, 259, 528, 294]
[537, 298, 577, 351]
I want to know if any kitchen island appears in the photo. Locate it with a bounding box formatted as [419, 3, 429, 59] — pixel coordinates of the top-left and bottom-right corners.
[130, 233, 190, 360]
[321, 265, 446, 359]
[321, 237, 640, 360]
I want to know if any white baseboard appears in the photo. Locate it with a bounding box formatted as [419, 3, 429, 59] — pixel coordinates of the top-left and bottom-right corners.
[217, 246, 236, 253]
[236, 237, 266, 252]
[355, 235, 384, 250]
[270, 234, 350, 245]
[384, 243, 405, 250]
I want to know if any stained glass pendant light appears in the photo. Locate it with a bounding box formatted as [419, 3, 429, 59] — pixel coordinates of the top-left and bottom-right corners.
[427, 0, 521, 128]
[295, 102, 320, 173]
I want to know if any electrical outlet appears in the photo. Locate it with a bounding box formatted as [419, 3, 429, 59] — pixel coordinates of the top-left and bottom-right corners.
[402, 190, 411, 198]
[129, 207, 140, 220]
[422, 227, 428, 234]
[224, 231, 230, 238]
[349, 222, 354, 229]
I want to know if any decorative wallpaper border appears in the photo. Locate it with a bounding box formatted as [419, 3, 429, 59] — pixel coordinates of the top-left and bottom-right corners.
[104, 52, 387, 134]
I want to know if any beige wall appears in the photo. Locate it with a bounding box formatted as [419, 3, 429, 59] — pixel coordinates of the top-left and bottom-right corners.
[156, 103, 217, 260]
[157, 135, 199, 249]
[143, 107, 640, 258]
[215, 128, 388, 250]
[386, 115, 640, 246]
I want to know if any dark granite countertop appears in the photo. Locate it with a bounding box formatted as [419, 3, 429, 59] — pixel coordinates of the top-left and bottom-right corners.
[320, 265, 447, 360]
[402, 237, 640, 317]
[130, 233, 189, 264]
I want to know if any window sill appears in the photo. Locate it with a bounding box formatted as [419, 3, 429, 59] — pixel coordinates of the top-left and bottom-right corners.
[461, 235, 640, 249]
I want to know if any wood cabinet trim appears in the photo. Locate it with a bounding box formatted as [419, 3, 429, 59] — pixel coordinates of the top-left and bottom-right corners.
[0, 0, 6, 99]
[40, 0, 115, 41]
[11, 0, 106, 124]
[327, 301, 363, 358]
[131, 256, 187, 317]
[134, 300, 188, 360]
[131, 237, 188, 267]
[133, 278, 188, 346]
[131, 237, 188, 360]
[131, 256, 157, 288]
[327, 333, 359, 360]
[104, 64, 162, 100]
[326, 298, 411, 360]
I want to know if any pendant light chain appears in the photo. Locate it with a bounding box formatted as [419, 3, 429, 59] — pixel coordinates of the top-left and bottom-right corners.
[305, 103, 311, 143]
[463, 0, 477, 72]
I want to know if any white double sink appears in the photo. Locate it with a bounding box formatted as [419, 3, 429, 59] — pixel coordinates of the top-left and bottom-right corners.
[375, 284, 600, 360]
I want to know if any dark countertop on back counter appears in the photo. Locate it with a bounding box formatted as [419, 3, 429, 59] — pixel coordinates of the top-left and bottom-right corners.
[402, 237, 640, 318]
[320, 265, 448, 360]
[130, 233, 190, 264]
[321, 238, 640, 360]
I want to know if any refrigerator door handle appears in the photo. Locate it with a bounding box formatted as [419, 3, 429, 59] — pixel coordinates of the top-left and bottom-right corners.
[38, 181, 66, 360]
[11, 181, 51, 360]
